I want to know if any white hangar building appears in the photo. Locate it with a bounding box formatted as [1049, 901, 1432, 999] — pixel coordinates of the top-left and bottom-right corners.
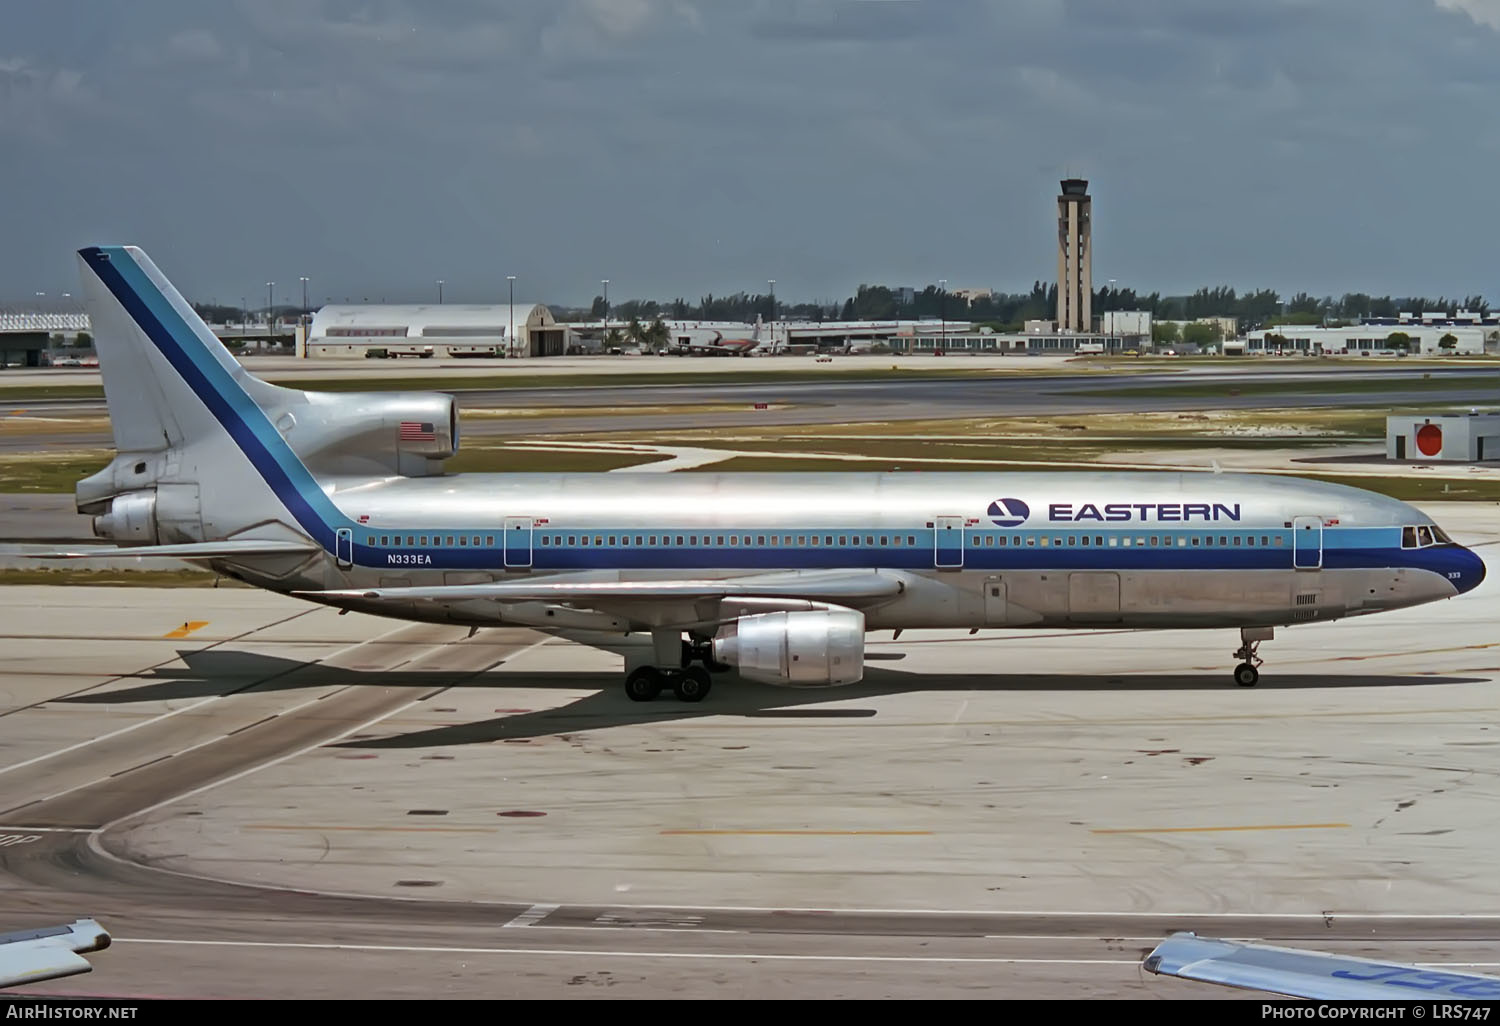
[304, 303, 565, 358]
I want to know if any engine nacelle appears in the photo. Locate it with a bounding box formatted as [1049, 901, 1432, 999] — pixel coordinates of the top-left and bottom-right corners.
[712, 608, 865, 687]
[91, 489, 158, 543]
[277, 391, 458, 477]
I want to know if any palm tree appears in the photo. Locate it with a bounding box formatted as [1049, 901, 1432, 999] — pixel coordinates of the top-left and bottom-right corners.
[644, 319, 672, 353]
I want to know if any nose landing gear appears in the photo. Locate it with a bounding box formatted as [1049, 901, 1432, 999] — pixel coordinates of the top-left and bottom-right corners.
[1232, 626, 1273, 687]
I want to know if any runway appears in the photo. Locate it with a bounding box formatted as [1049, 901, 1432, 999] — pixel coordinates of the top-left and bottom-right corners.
[0, 503, 1496, 999]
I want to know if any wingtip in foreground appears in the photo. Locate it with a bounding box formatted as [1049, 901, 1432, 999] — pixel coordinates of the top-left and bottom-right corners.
[1143, 931, 1500, 1000]
[0, 918, 111, 988]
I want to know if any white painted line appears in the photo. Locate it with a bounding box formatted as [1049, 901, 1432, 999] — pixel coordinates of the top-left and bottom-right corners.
[0, 608, 323, 778]
[90, 635, 551, 830]
[108, 938, 1139, 964]
[0, 826, 95, 833]
[503, 903, 559, 928]
[19, 627, 481, 812]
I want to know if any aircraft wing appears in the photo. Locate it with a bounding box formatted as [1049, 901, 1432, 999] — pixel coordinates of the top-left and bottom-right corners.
[30, 539, 321, 560]
[300, 569, 904, 606]
[0, 919, 111, 988]
[1143, 932, 1500, 1000]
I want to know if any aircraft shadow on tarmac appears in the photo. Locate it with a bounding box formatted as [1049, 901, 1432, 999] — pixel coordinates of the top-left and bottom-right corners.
[54, 648, 1488, 748]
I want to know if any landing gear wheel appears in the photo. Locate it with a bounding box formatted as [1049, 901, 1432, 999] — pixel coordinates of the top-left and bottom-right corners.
[673, 666, 712, 703]
[1233, 663, 1259, 688]
[625, 666, 663, 702]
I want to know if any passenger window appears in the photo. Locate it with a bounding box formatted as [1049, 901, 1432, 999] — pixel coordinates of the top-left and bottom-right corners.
[1095, 536, 1103, 546]
[459, 536, 467, 546]
[716, 536, 724, 546]
[1418, 526, 1434, 546]
[811, 536, 820, 546]
[593, 536, 602, 546]
[1233, 536, 1241, 546]
[1068, 536, 1076, 546]
[1219, 536, 1227, 546]
[1040, 536, 1050, 547]
[1149, 536, 1159, 547]
[759, 536, 767, 546]
[486, 536, 495, 546]
[420, 536, 428, 545]
[730, 536, 738, 546]
[365, 535, 375, 545]
[581, 536, 589, 546]
[675, 535, 684, 546]
[648, 536, 656, 546]
[1026, 536, 1036, 547]
[771, 536, 780, 546]
[446, 536, 454, 546]
[406, 536, 415, 546]
[540, 536, 549, 547]
[827, 536, 834, 546]
[798, 536, 807, 545]
[1191, 536, 1200, 546]
[608, 536, 616, 545]
[1108, 537, 1118, 547]
[1261, 536, 1269, 546]
[1177, 537, 1187, 547]
[907, 536, 916, 546]
[743, 536, 751, 546]
[865, 536, 874, 545]
[839, 536, 847, 546]
[568, 535, 576, 545]
[880, 536, 888, 546]
[635, 536, 643, 546]
[472, 536, 480, 546]
[380, 535, 389, 545]
[854, 536, 863, 546]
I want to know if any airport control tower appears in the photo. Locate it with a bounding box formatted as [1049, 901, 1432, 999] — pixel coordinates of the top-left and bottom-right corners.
[1056, 178, 1092, 333]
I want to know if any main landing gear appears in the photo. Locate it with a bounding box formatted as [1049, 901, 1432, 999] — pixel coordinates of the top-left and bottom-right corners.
[1232, 626, 1274, 687]
[623, 633, 727, 703]
[625, 665, 712, 703]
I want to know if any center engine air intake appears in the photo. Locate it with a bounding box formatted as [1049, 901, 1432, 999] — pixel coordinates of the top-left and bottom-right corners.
[712, 608, 865, 687]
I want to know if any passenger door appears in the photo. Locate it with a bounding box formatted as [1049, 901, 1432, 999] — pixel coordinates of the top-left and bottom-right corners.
[335, 527, 353, 569]
[1292, 516, 1323, 570]
[503, 517, 533, 570]
[934, 517, 964, 570]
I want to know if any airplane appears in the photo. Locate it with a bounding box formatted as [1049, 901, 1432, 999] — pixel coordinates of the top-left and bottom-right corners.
[0, 919, 110, 988]
[38, 246, 1486, 705]
[1144, 932, 1500, 1000]
[663, 315, 769, 356]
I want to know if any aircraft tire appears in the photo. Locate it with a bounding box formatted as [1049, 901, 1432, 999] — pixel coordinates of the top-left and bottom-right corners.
[1233, 663, 1259, 688]
[625, 667, 664, 702]
[674, 666, 712, 703]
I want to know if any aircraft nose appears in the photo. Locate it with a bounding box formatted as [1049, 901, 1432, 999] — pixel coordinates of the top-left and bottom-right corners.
[1455, 546, 1487, 595]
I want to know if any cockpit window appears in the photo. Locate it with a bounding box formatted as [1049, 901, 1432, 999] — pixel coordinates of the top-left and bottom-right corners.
[1417, 526, 1434, 547]
[1402, 526, 1418, 548]
[1431, 526, 1454, 545]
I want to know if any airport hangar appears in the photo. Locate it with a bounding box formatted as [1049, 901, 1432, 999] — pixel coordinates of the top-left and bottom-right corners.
[303, 303, 566, 358]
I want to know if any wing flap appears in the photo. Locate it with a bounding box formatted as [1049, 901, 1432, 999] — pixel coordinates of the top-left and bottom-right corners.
[1144, 932, 1500, 1000]
[30, 539, 321, 560]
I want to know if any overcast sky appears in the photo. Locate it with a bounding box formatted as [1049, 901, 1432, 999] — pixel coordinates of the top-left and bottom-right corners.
[4, 0, 1499, 309]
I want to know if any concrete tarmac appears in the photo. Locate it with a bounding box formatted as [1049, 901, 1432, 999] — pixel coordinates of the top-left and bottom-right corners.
[0, 503, 1495, 999]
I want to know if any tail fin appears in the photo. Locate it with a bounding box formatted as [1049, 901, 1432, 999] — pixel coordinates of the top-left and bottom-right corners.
[74, 246, 339, 551]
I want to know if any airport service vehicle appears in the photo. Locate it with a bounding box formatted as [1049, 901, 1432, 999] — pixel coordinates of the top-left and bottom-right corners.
[43, 247, 1486, 703]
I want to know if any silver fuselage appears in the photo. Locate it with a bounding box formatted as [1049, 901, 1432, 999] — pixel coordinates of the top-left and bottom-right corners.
[274, 470, 1481, 631]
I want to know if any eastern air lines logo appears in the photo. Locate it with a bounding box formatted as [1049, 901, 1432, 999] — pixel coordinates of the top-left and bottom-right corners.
[987, 498, 1030, 527]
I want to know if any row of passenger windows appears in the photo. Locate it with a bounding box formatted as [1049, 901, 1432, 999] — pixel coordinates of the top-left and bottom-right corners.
[369, 534, 491, 547]
[537, 534, 924, 548]
[363, 531, 1285, 549]
[971, 534, 1285, 548]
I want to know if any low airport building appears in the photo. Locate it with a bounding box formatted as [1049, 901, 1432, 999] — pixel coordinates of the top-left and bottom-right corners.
[304, 303, 565, 358]
[1387, 412, 1500, 462]
[1238, 320, 1498, 356]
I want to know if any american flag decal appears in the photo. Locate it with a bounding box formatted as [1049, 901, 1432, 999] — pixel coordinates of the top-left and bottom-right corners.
[357, 514, 370, 524]
[399, 421, 436, 441]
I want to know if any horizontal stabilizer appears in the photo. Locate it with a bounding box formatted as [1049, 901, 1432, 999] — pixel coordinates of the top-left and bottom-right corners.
[299, 570, 903, 605]
[0, 919, 110, 989]
[30, 539, 320, 560]
[1144, 932, 1500, 1000]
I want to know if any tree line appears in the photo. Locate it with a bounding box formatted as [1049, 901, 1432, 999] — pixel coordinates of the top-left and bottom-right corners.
[562, 283, 1491, 332]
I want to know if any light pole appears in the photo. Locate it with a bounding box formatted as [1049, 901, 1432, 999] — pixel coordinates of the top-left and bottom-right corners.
[266, 282, 274, 331]
[938, 279, 947, 352]
[507, 276, 516, 357]
[437, 280, 444, 304]
[241, 297, 247, 331]
[300, 277, 309, 317]
[767, 280, 775, 322]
